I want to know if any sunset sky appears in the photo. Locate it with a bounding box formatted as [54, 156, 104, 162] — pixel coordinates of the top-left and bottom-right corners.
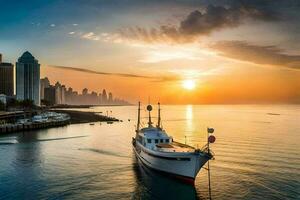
[1, 0, 299, 104]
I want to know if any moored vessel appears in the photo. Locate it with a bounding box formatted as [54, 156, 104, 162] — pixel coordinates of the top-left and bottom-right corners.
[132, 102, 215, 184]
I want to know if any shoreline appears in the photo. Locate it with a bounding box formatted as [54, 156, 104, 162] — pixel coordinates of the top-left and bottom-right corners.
[50, 104, 132, 109]
[53, 109, 120, 124]
[0, 109, 120, 135]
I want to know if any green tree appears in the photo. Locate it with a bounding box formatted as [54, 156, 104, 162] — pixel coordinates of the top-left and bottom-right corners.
[0, 101, 5, 111]
[19, 99, 34, 108]
[6, 98, 19, 107]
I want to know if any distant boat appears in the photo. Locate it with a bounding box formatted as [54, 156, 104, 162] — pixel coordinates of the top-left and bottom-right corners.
[107, 121, 113, 124]
[267, 113, 280, 115]
[89, 123, 95, 125]
[132, 102, 215, 184]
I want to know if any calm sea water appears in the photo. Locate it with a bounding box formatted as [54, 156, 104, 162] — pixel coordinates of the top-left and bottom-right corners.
[0, 105, 299, 200]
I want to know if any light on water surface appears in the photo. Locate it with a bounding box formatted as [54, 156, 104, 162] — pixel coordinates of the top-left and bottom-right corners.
[0, 105, 299, 200]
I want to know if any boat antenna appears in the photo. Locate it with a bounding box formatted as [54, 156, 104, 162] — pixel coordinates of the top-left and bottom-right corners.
[206, 127, 215, 200]
[157, 102, 161, 128]
[147, 104, 153, 127]
[136, 102, 141, 132]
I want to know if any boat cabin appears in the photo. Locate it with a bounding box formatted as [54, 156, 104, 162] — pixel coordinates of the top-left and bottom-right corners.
[137, 127, 173, 150]
[135, 103, 196, 153]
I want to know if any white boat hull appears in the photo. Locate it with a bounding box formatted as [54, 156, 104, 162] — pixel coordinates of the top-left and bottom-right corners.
[133, 141, 210, 184]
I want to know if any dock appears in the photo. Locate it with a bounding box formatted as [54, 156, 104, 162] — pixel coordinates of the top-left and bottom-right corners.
[0, 120, 70, 134]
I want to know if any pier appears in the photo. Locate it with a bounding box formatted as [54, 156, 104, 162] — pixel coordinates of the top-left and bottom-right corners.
[0, 119, 70, 134]
[0, 109, 120, 135]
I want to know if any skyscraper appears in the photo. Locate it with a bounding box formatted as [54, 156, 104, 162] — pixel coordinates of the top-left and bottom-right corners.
[40, 77, 50, 100]
[102, 89, 107, 104]
[16, 51, 40, 105]
[61, 85, 66, 104]
[55, 82, 62, 104]
[0, 54, 14, 96]
[108, 92, 113, 103]
[44, 86, 56, 105]
[82, 88, 88, 95]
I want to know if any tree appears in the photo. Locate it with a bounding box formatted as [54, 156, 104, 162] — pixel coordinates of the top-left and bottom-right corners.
[6, 98, 18, 107]
[41, 99, 52, 106]
[19, 99, 34, 108]
[0, 101, 5, 111]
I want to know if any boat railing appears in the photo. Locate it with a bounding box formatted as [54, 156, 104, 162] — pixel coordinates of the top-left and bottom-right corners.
[199, 144, 215, 159]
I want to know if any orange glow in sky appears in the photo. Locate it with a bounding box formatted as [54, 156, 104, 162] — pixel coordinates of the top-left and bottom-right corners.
[2, 1, 299, 104]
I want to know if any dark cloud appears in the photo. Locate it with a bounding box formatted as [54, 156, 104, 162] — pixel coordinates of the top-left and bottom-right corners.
[120, 3, 278, 43]
[179, 4, 276, 35]
[46, 65, 179, 82]
[211, 41, 300, 69]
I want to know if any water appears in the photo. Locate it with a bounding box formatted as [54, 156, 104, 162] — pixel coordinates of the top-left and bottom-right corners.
[0, 105, 299, 200]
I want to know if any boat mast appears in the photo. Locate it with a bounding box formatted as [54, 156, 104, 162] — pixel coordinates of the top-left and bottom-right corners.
[157, 102, 161, 128]
[136, 102, 141, 132]
[147, 104, 153, 127]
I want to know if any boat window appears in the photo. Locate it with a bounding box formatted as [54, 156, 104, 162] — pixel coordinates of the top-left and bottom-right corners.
[160, 139, 163, 143]
[147, 139, 152, 143]
[155, 139, 159, 143]
[165, 139, 169, 143]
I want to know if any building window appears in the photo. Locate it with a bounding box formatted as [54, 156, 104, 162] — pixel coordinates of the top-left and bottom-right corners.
[160, 139, 163, 143]
[165, 139, 169, 143]
[155, 139, 159, 143]
[147, 139, 152, 143]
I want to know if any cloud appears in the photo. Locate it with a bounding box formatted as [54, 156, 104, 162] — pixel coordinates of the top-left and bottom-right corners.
[211, 41, 300, 69]
[69, 31, 75, 35]
[139, 46, 202, 63]
[120, 4, 278, 44]
[179, 5, 275, 36]
[79, 31, 123, 43]
[81, 32, 100, 40]
[50, 24, 56, 27]
[46, 65, 178, 82]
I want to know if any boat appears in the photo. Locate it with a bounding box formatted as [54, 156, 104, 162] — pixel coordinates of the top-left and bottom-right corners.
[132, 102, 215, 184]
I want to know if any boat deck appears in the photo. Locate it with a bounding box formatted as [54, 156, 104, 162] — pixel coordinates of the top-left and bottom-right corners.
[156, 141, 195, 153]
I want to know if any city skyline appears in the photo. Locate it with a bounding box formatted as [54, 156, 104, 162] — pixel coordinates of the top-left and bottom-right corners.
[1, 1, 300, 104]
[41, 76, 129, 105]
[0, 51, 130, 106]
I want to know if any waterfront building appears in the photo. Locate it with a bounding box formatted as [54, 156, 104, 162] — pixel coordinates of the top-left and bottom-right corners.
[102, 89, 107, 104]
[40, 77, 50, 100]
[16, 51, 40, 105]
[61, 85, 66, 104]
[91, 91, 98, 105]
[98, 93, 102, 104]
[108, 92, 113, 103]
[65, 87, 73, 104]
[55, 82, 62, 104]
[0, 54, 14, 96]
[82, 88, 88, 95]
[44, 86, 56, 105]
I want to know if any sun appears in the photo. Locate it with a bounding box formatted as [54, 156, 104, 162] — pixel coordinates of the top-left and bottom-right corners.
[182, 80, 196, 90]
